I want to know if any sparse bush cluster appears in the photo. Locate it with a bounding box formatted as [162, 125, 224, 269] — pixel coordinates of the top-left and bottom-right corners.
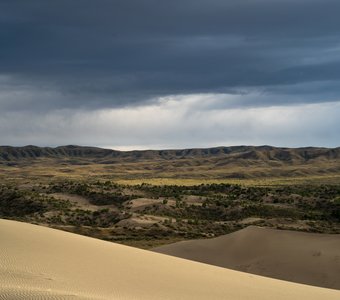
[0, 188, 47, 217]
[0, 181, 339, 248]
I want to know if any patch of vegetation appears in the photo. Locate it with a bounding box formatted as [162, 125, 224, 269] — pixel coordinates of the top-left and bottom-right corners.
[49, 181, 140, 207]
[0, 180, 339, 249]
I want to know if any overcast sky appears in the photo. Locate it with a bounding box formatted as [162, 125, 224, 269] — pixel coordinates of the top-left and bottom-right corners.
[1, 0, 339, 149]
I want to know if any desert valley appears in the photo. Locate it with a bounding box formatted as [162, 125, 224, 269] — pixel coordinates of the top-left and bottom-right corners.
[0, 145, 339, 298]
[1, 1, 340, 298]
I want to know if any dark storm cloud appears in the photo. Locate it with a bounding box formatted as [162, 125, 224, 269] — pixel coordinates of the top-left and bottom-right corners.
[1, 0, 340, 110]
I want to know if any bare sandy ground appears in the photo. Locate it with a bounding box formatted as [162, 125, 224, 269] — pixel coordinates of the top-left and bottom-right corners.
[51, 193, 117, 211]
[123, 198, 165, 211]
[154, 226, 340, 290]
[123, 196, 203, 213]
[116, 213, 169, 227]
[1, 220, 339, 299]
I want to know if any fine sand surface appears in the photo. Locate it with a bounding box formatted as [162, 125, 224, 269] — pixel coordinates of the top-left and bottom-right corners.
[1, 220, 340, 300]
[154, 226, 340, 290]
[50, 193, 117, 212]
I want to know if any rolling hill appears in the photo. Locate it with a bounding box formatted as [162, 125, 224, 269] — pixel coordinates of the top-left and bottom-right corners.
[1, 145, 339, 181]
[0, 145, 339, 163]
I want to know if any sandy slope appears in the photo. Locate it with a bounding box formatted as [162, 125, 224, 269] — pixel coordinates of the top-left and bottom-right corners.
[0, 220, 339, 300]
[154, 226, 340, 290]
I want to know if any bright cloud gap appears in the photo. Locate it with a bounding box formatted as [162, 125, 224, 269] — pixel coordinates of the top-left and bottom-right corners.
[1, 94, 339, 149]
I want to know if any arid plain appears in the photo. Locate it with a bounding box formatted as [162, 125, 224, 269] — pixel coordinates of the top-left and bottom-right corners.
[0, 145, 339, 299]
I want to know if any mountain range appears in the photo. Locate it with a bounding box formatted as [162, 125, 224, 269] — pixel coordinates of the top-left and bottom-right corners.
[1, 145, 339, 163]
[1, 145, 339, 181]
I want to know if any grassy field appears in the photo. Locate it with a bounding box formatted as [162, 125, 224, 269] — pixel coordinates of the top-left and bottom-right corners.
[1, 157, 340, 187]
[114, 175, 340, 187]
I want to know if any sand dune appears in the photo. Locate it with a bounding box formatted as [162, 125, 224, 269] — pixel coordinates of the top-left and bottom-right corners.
[1, 220, 339, 299]
[154, 226, 340, 290]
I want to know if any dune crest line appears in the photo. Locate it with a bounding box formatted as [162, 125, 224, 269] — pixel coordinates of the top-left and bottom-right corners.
[1, 219, 340, 299]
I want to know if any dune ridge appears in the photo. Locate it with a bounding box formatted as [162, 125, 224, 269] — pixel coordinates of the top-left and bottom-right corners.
[1, 219, 340, 299]
[154, 226, 340, 290]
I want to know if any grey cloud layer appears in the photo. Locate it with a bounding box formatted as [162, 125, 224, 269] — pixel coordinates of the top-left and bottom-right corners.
[1, 1, 340, 148]
[1, 99, 339, 148]
[1, 0, 340, 110]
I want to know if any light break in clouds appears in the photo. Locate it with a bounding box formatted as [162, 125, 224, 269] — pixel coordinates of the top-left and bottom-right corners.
[1, 94, 339, 149]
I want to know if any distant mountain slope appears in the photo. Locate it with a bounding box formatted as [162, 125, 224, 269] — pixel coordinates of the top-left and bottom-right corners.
[1, 145, 339, 180]
[0, 145, 114, 161]
[0, 145, 339, 163]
